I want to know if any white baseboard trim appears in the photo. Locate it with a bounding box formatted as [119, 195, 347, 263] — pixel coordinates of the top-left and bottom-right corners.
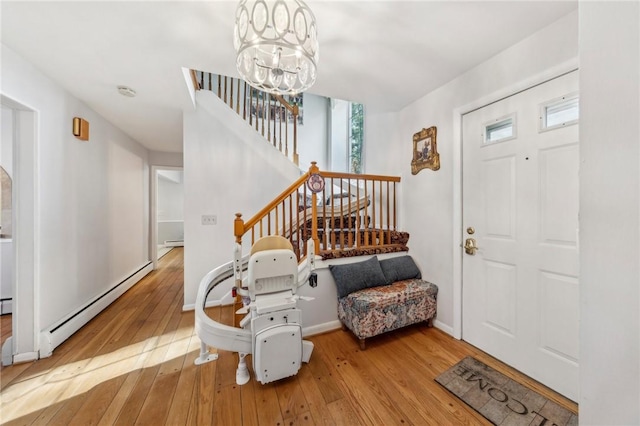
[13, 350, 39, 364]
[303, 320, 342, 337]
[434, 319, 455, 337]
[183, 299, 224, 312]
[0, 335, 36, 366]
[39, 262, 153, 358]
[220, 291, 235, 306]
[183, 290, 235, 312]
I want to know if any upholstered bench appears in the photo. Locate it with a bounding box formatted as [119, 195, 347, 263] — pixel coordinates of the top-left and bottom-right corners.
[329, 256, 438, 350]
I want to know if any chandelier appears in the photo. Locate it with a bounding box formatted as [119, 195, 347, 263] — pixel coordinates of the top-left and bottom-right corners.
[233, 0, 319, 95]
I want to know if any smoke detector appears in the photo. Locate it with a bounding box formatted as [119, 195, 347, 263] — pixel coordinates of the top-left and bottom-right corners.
[117, 85, 136, 98]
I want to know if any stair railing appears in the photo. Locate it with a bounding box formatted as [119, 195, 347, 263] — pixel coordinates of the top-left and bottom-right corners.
[234, 162, 402, 262]
[191, 70, 300, 166]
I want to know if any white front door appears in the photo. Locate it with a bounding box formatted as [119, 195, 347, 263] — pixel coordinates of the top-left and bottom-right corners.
[462, 71, 579, 400]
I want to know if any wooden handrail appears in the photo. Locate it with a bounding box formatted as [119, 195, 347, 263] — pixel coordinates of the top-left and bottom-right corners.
[236, 169, 315, 243]
[189, 69, 201, 90]
[319, 170, 401, 182]
[234, 162, 401, 261]
[193, 70, 299, 165]
[273, 94, 296, 113]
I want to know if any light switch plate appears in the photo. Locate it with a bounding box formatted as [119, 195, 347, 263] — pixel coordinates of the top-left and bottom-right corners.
[201, 215, 217, 225]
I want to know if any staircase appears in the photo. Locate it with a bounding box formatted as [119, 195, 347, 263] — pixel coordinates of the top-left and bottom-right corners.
[190, 70, 406, 260]
[234, 162, 406, 262]
[191, 70, 301, 166]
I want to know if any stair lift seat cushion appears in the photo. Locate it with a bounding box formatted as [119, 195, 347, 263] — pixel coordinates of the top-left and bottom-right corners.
[329, 256, 389, 298]
[248, 235, 298, 300]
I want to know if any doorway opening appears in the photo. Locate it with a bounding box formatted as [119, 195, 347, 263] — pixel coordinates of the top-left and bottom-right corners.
[151, 166, 184, 269]
[1, 106, 14, 351]
[1, 95, 38, 366]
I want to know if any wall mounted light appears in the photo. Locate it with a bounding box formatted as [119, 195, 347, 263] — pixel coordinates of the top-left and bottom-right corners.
[72, 117, 90, 141]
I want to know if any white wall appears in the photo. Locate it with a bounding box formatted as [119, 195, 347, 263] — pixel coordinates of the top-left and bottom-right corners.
[157, 172, 184, 243]
[579, 2, 639, 423]
[183, 91, 302, 308]
[1, 44, 151, 343]
[149, 150, 183, 168]
[297, 93, 330, 171]
[365, 111, 401, 178]
[366, 11, 579, 331]
[158, 172, 184, 221]
[330, 99, 349, 172]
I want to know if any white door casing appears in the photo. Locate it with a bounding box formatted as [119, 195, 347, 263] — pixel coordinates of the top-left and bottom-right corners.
[462, 71, 579, 400]
[0, 96, 39, 365]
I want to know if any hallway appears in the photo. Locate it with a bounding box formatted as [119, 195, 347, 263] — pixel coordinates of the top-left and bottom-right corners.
[0, 248, 576, 424]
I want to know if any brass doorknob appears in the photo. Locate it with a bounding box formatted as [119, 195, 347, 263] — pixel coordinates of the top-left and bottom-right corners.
[464, 238, 478, 255]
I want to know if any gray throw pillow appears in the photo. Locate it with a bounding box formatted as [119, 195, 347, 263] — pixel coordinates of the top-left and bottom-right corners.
[329, 256, 389, 298]
[379, 256, 422, 283]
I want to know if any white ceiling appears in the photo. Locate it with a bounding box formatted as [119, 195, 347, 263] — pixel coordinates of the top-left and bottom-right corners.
[1, 1, 577, 153]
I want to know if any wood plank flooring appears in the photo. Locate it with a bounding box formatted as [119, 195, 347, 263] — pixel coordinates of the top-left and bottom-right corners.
[0, 313, 10, 349]
[0, 247, 578, 425]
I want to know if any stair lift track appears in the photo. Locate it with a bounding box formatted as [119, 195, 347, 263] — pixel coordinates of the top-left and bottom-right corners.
[195, 254, 253, 359]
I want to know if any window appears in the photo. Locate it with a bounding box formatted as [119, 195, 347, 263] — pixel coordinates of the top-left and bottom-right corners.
[540, 93, 579, 131]
[330, 99, 365, 173]
[484, 114, 516, 145]
[349, 103, 364, 174]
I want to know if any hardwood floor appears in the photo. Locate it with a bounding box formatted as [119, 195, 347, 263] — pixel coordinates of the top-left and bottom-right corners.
[0, 313, 10, 350]
[0, 248, 577, 425]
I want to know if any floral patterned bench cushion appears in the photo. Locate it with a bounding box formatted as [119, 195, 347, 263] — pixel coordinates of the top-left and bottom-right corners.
[338, 278, 438, 340]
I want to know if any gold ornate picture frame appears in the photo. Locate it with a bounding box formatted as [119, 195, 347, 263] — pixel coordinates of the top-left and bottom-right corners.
[411, 126, 440, 174]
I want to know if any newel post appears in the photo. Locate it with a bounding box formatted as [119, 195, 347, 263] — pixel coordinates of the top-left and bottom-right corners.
[309, 162, 320, 255]
[234, 213, 244, 245]
[233, 212, 245, 327]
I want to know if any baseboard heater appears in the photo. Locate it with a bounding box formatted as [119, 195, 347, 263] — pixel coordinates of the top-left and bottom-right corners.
[164, 239, 184, 247]
[39, 261, 153, 358]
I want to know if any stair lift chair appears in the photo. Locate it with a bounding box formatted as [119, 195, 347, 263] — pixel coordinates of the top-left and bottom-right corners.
[235, 235, 315, 385]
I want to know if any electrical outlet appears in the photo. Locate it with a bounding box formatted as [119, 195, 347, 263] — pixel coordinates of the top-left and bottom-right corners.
[201, 215, 217, 225]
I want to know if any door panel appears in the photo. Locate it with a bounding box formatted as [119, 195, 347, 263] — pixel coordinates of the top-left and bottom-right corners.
[462, 71, 579, 400]
[484, 156, 516, 239]
[539, 144, 579, 245]
[539, 271, 579, 362]
[484, 260, 517, 336]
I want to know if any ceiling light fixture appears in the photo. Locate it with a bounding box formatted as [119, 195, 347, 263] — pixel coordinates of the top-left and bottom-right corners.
[233, 0, 319, 95]
[117, 85, 137, 98]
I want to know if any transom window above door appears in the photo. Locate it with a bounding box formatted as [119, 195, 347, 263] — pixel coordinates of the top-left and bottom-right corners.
[540, 93, 579, 131]
[484, 114, 517, 145]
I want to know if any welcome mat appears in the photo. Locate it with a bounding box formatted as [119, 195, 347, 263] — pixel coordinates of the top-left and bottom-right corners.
[435, 356, 578, 426]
